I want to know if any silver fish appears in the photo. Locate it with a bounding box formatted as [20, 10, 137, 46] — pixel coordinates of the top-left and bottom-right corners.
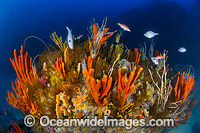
[178, 47, 186, 53]
[144, 31, 159, 38]
[66, 26, 74, 49]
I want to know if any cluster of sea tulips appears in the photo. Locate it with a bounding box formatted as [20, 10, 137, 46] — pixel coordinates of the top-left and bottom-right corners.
[7, 19, 197, 132]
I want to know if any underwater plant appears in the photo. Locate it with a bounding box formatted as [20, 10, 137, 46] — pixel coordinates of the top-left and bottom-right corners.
[6, 18, 198, 132]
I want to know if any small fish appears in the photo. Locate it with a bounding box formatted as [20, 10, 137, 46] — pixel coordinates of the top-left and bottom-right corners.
[151, 56, 164, 60]
[144, 31, 159, 38]
[151, 55, 164, 65]
[75, 34, 83, 40]
[151, 56, 164, 65]
[66, 26, 74, 49]
[4, 108, 7, 116]
[151, 58, 159, 65]
[178, 47, 186, 53]
[117, 23, 131, 32]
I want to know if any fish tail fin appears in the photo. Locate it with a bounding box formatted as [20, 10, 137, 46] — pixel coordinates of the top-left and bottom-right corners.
[66, 26, 71, 32]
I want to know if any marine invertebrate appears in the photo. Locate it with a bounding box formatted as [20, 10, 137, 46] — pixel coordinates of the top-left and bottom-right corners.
[53, 57, 68, 78]
[72, 92, 87, 110]
[118, 66, 143, 106]
[88, 18, 115, 59]
[56, 92, 71, 118]
[10, 122, 25, 133]
[133, 48, 141, 67]
[10, 45, 36, 84]
[86, 75, 113, 106]
[82, 56, 94, 78]
[148, 40, 155, 57]
[148, 52, 172, 113]
[6, 79, 41, 118]
[174, 72, 195, 105]
[139, 42, 147, 61]
[50, 32, 68, 52]
[39, 75, 47, 86]
[6, 18, 198, 132]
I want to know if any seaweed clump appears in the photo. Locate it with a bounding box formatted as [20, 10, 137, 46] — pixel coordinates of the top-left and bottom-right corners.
[6, 18, 198, 132]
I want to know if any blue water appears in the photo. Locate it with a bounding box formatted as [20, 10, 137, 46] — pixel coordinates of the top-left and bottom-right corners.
[0, 0, 200, 132]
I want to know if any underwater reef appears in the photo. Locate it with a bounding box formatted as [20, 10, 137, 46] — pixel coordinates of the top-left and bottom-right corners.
[6, 18, 198, 132]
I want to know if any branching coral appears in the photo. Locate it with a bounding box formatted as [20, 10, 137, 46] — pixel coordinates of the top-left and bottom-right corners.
[8, 46, 41, 118]
[148, 52, 172, 113]
[139, 42, 147, 61]
[6, 18, 198, 132]
[88, 18, 114, 59]
[108, 43, 124, 63]
[86, 75, 113, 106]
[7, 79, 41, 118]
[148, 40, 155, 58]
[53, 57, 68, 78]
[174, 72, 195, 105]
[170, 97, 196, 125]
[50, 32, 68, 52]
[82, 56, 94, 78]
[10, 45, 36, 84]
[134, 48, 141, 67]
[118, 66, 143, 106]
[167, 72, 195, 123]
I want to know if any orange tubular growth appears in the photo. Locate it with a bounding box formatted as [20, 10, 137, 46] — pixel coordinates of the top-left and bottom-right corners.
[89, 24, 114, 52]
[82, 56, 94, 78]
[93, 24, 98, 38]
[87, 56, 93, 70]
[99, 28, 113, 47]
[92, 24, 114, 47]
[54, 57, 67, 78]
[10, 45, 34, 84]
[86, 75, 113, 106]
[134, 48, 141, 67]
[6, 79, 41, 118]
[118, 66, 143, 106]
[174, 72, 195, 105]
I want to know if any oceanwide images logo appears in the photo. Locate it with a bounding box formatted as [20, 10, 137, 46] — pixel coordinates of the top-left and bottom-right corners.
[24, 115, 174, 130]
